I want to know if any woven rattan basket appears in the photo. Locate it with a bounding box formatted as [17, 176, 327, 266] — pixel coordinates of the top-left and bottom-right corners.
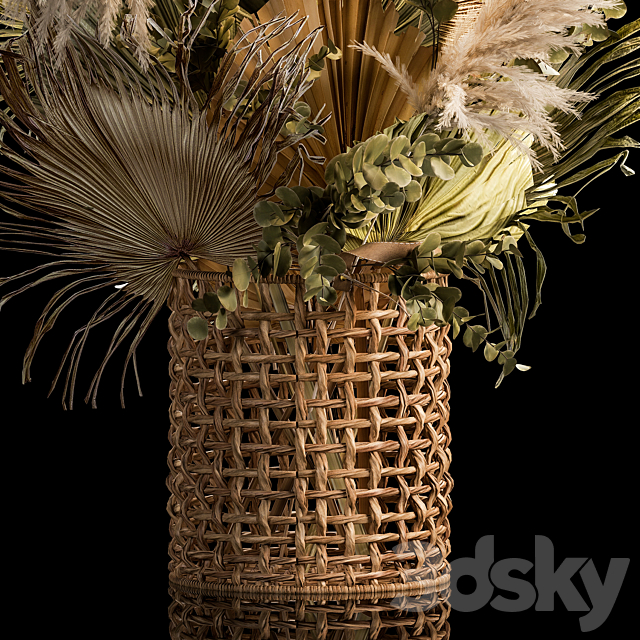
[169, 582, 452, 640]
[167, 264, 453, 595]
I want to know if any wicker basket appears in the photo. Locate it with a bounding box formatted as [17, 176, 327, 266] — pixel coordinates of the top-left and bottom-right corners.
[168, 582, 452, 640]
[167, 265, 453, 595]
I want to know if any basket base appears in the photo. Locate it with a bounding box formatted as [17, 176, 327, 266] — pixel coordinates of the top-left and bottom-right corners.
[168, 569, 451, 598]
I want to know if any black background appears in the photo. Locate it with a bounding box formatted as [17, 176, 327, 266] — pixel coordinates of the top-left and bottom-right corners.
[1, 8, 637, 638]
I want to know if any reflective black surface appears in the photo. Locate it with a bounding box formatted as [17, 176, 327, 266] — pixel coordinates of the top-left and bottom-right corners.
[168, 583, 452, 639]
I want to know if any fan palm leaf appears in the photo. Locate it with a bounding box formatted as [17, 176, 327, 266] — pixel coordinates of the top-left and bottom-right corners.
[0, 12, 325, 408]
[243, 0, 433, 190]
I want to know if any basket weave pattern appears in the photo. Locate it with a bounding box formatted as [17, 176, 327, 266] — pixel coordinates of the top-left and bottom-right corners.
[167, 268, 453, 595]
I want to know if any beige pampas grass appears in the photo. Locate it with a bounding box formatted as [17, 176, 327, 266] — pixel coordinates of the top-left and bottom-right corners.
[353, 0, 622, 170]
[19, 0, 155, 70]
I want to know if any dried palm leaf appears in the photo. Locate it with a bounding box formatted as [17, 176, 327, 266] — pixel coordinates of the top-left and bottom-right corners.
[0, 12, 325, 408]
[241, 0, 433, 190]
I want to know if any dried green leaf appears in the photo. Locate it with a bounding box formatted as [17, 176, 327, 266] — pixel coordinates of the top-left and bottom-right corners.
[321, 253, 347, 274]
[363, 162, 389, 190]
[217, 285, 237, 311]
[384, 163, 412, 187]
[232, 258, 251, 291]
[275, 186, 302, 208]
[312, 234, 342, 254]
[364, 133, 389, 164]
[484, 342, 499, 362]
[404, 180, 423, 202]
[216, 307, 228, 329]
[433, 0, 458, 24]
[187, 317, 209, 341]
[192, 298, 208, 313]
[203, 292, 221, 313]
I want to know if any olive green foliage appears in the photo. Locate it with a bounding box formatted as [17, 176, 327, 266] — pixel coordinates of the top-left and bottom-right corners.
[383, 0, 458, 51]
[145, 0, 243, 96]
[190, 11, 639, 388]
[249, 115, 484, 305]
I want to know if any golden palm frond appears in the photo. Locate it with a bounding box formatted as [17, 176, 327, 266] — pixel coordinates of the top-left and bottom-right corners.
[240, 0, 433, 190]
[0, 12, 324, 408]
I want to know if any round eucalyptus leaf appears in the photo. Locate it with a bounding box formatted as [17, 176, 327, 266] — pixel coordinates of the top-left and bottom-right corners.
[404, 180, 422, 202]
[363, 162, 389, 190]
[321, 253, 347, 274]
[384, 191, 406, 209]
[303, 222, 328, 245]
[364, 133, 390, 164]
[407, 312, 422, 332]
[215, 307, 228, 330]
[318, 286, 338, 307]
[275, 245, 292, 277]
[187, 316, 209, 341]
[303, 286, 324, 302]
[441, 138, 466, 153]
[232, 258, 251, 291]
[418, 232, 441, 256]
[300, 255, 319, 279]
[384, 163, 412, 187]
[312, 234, 342, 254]
[254, 200, 282, 226]
[390, 135, 410, 160]
[427, 156, 456, 180]
[192, 298, 208, 312]
[462, 142, 484, 166]
[294, 101, 312, 118]
[263, 225, 283, 249]
[275, 186, 302, 208]
[398, 154, 423, 176]
[483, 342, 499, 362]
[315, 265, 339, 278]
[217, 285, 237, 311]
[412, 133, 440, 152]
[203, 292, 221, 313]
[502, 357, 517, 377]
[350, 193, 367, 211]
[388, 274, 401, 296]
[354, 171, 367, 190]
[433, 0, 458, 23]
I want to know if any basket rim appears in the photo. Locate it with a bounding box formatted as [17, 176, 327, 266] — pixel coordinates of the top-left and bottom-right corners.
[171, 267, 443, 283]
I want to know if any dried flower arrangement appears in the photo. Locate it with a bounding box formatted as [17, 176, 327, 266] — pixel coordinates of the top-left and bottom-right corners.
[0, 0, 638, 408]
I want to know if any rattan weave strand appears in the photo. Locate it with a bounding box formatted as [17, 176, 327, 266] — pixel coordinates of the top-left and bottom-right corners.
[167, 267, 453, 595]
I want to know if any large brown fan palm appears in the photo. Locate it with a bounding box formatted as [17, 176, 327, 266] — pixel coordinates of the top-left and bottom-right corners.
[0, 13, 325, 408]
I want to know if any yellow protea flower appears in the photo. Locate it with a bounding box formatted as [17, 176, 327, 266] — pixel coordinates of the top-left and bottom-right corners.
[346, 128, 535, 249]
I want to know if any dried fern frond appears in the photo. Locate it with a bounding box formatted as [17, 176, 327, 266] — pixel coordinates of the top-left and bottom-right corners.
[353, 1, 622, 169]
[0, 12, 325, 408]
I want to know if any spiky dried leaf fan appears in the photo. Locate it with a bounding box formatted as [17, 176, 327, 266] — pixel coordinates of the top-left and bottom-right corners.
[0, 12, 326, 408]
